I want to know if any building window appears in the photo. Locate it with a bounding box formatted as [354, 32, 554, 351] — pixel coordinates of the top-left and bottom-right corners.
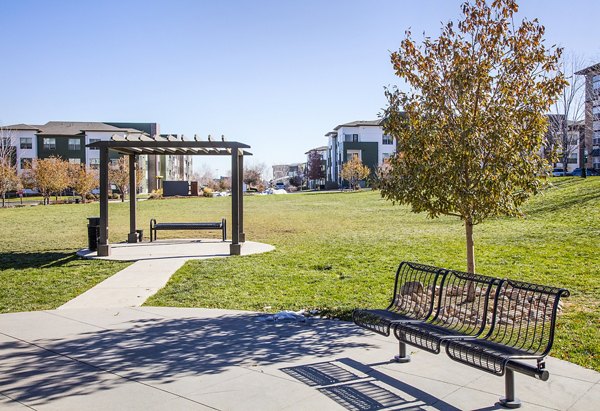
[593, 75, 600, 90]
[43, 138, 56, 150]
[20, 137, 32, 149]
[89, 138, 101, 150]
[347, 150, 362, 161]
[382, 135, 393, 145]
[68, 138, 81, 151]
[69, 158, 81, 165]
[90, 158, 100, 169]
[20, 158, 32, 169]
[344, 134, 359, 142]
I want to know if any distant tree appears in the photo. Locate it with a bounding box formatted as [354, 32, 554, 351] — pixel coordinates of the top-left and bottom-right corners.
[69, 164, 98, 203]
[243, 163, 266, 188]
[0, 127, 18, 207]
[31, 157, 70, 205]
[307, 151, 326, 186]
[380, 0, 566, 276]
[547, 54, 586, 173]
[219, 176, 231, 191]
[288, 175, 302, 188]
[109, 157, 143, 201]
[307, 151, 325, 180]
[340, 155, 370, 190]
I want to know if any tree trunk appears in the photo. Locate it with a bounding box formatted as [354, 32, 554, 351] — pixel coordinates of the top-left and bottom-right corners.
[2, 193, 5, 208]
[465, 219, 475, 273]
[465, 218, 476, 302]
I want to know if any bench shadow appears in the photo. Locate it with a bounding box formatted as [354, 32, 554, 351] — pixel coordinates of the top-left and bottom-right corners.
[281, 357, 462, 411]
[0, 252, 79, 270]
[0, 313, 375, 405]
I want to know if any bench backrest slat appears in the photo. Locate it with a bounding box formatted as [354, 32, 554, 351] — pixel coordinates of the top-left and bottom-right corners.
[430, 270, 501, 336]
[388, 262, 445, 321]
[487, 279, 570, 356]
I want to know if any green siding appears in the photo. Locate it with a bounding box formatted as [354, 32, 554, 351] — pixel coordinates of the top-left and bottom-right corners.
[36, 135, 84, 162]
[343, 142, 378, 171]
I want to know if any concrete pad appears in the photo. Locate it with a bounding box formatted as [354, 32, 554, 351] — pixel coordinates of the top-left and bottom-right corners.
[0, 394, 31, 410]
[465, 369, 595, 409]
[0, 308, 597, 410]
[568, 382, 600, 411]
[77, 238, 275, 262]
[0, 311, 102, 341]
[440, 386, 554, 410]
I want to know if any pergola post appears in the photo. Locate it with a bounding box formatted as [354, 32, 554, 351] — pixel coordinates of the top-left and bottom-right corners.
[127, 154, 138, 243]
[230, 149, 241, 255]
[238, 153, 245, 242]
[97, 147, 111, 256]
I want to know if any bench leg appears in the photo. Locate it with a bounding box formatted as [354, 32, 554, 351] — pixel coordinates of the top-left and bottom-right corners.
[393, 340, 411, 363]
[499, 369, 521, 408]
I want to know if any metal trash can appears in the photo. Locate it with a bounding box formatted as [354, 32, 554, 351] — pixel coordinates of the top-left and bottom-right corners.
[87, 217, 100, 251]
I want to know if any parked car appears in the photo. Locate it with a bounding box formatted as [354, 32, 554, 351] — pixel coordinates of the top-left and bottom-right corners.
[568, 168, 599, 177]
[552, 168, 566, 177]
[274, 182, 286, 190]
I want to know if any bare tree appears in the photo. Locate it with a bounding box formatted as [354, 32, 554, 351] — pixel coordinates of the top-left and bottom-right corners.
[547, 54, 586, 172]
[243, 163, 266, 189]
[192, 164, 218, 189]
[0, 127, 19, 207]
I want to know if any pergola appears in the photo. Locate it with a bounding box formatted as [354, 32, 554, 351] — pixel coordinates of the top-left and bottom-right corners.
[88, 135, 252, 257]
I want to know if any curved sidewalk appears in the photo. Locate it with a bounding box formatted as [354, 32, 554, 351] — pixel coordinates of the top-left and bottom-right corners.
[61, 239, 274, 309]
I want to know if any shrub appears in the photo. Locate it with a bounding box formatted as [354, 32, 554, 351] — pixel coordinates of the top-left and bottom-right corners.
[202, 187, 213, 198]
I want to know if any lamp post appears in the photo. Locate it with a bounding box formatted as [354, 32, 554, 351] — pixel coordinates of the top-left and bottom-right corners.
[582, 147, 588, 178]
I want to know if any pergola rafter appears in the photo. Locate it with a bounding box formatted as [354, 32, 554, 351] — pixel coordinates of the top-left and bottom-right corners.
[88, 135, 251, 257]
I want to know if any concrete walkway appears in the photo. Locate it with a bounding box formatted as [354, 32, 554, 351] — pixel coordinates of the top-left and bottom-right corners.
[62, 239, 274, 308]
[0, 307, 597, 410]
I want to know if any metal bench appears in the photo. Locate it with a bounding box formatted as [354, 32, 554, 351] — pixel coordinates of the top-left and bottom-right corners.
[354, 263, 570, 408]
[352, 261, 445, 361]
[393, 270, 500, 360]
[445, 279, 569, 408]
[150, 218, 226, 242]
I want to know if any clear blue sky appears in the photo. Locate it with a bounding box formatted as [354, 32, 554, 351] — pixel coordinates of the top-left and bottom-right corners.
[1, 0, 599, 176]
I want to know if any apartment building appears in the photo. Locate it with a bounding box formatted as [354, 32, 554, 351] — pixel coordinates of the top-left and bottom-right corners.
[2, 121, 192, 192]
[544, 115, 585, 172]
[325, 119, 394, 187]
[576, 63, 600, 169]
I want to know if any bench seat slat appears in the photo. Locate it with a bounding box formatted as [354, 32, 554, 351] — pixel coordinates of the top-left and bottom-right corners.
[154, 223, 222, 229]
[353, 309, 424, 337]
[445, 338, 532, 376]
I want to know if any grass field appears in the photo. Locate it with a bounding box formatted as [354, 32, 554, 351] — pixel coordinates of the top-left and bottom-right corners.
[0, 178, 598, 371]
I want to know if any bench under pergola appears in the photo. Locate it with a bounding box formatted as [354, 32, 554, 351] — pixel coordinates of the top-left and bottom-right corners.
[88, 135, 252, 256]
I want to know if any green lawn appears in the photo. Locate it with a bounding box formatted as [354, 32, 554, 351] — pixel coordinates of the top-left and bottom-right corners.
[0, 178, 598, 371]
